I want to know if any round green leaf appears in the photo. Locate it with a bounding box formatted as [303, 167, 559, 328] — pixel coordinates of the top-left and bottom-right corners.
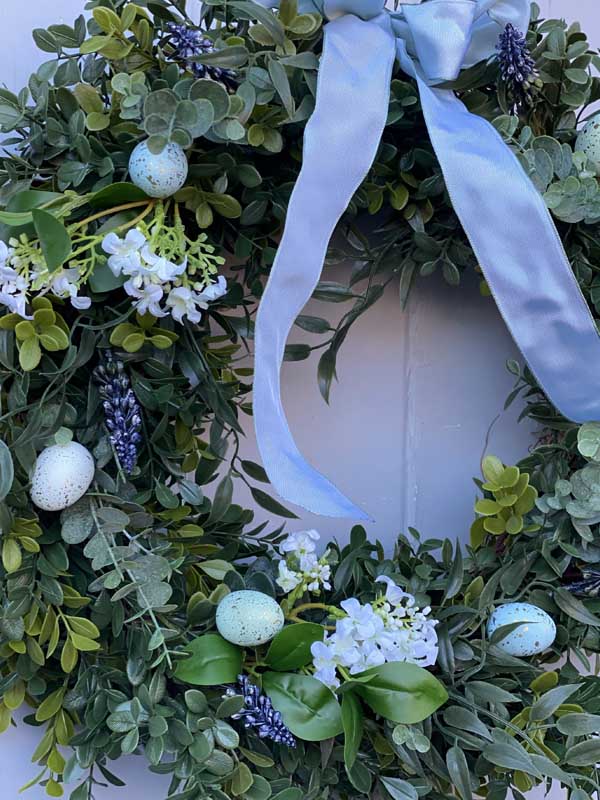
[262, 672, 343, 741]
[265, 623, 325, 671]
[353, 662, 448, 724]
[174, 633, 242, 686]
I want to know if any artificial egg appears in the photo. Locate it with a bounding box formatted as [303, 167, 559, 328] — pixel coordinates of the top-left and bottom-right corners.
[486, 602, 556, 657]
[128, 140, 189, 198]
[30, 442, 95, 512]
[216, 590, 284, 647]
[575, 116, 600, 176]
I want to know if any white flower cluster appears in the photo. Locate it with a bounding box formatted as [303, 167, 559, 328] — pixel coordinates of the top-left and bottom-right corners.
[102, 228, 226, 322]
[275, 529, 332, 595]
[311, 576, 439, 689]
[0, 241, 90, 318]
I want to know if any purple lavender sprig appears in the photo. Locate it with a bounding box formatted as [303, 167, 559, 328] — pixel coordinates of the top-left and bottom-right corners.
[227, 675, 296, 748]
[94, 352, 142, 475]
[166, 22, 235, 84]
[497, 23, 539, 113]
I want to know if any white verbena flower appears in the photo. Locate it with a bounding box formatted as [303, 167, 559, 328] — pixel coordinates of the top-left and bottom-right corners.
[165, 277, 227, 325]
[139, 245, 186, 283]
[102, 229, 146, 276]
[166, 286, 202, 324]
[43, 267, 91, 311]
[279, 529, 320, 558]
[195, 274, 227, 302]
[0, 240, 12, 266]
[276, 561, 302, 594]
[102, 229, 226, 322]
[0, 254, 31, 318]
[123, 280, 166, 317]
[275, 529, 332, 596]
[305, 560, 331, 592]
[311, 640, 341, 689]
[310, 578, 439, 689]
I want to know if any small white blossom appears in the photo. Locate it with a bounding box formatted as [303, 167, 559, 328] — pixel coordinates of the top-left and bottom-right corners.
[0, 288, 29, 318]
[310, 578, 439, 689]
[311, 641, 340, 689]
[165, 277, 226, 325]
[275, 530, 332, 596]
[166, 286, 202, 323]
[279, 529, 320, 558]
[139, 245, 186, 282]
[0, 240, 12, 266]
[101, 229, 225, 322]
[305, 560, 331, 592]
[0, 253, 31, 318]
[42, 267, 91, 311]
[276, 561, 302, 594]
[102, 229, 146, 276]
[195, 274, 227, 302]
[124, 281, 166, 317]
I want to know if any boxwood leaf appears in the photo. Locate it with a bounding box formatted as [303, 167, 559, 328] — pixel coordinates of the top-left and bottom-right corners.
[262, 672, 343, 741]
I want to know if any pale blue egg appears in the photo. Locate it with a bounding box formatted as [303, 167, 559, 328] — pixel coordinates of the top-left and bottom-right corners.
[128, 141, 188, 198]
[216, 590, 284, 647]
[487, 602, 556, 657]
[576, 116, 600, 176]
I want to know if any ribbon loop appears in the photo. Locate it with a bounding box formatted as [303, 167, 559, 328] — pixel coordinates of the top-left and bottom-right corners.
[252, 0, 600, 519]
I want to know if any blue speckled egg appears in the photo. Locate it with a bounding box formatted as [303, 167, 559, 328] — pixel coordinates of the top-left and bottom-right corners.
[128, 141, 188, 198]
[576, 116, 600, 175]
[216, 590, 284, 647]
[487, 602, 556, 657]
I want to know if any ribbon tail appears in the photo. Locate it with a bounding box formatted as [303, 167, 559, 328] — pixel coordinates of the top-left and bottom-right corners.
[410, 68, 600, 422]
[253, 14, 395, 518]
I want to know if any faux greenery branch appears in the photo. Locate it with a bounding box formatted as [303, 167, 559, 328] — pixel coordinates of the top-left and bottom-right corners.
[2, 1, 600, 799]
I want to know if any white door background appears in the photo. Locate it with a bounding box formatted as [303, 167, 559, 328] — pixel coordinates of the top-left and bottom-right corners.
[0, 0, 594, 797]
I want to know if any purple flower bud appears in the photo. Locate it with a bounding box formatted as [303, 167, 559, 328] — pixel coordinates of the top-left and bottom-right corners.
[497, 23, 538, 114]
[94, 350, 143, 474]
[230, 675, 296, 748]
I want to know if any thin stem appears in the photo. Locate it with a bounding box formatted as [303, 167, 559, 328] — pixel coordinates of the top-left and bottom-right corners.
[71, 200, 154, 232]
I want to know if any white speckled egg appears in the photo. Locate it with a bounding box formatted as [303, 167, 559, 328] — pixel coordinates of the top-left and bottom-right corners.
[128, 141, 189, 198]
[216, 590, 284, 647]
[487, 602, 556, 657]
[576, 117, 600, 175]
[30, 442, 95, 512]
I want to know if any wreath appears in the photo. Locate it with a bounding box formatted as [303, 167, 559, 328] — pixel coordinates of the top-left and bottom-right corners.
[2, 1, 600, 799]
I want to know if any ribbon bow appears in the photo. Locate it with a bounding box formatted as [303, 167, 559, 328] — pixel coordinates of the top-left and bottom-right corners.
[253, 0, 600, 519]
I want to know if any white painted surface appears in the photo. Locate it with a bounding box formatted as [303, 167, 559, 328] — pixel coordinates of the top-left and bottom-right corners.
[0, 0, 593, 797]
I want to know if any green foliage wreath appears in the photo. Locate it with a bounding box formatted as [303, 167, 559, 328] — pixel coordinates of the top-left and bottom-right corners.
[2, 2, 600, 799]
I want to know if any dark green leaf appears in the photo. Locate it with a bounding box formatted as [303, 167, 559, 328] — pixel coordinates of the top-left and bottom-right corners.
[265, 623, 325, 671]
[354, 662, 448, 724]
[262, 672, 343, 741]
[0, 441, 14, 503]
[174, 634, 243, 686]
[446, 746, 473, 800]
[341, 692, 363, 769]
[555, 587, 600, 627]
[250, 488, 298, 518]
[32, 209, 72, 273]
